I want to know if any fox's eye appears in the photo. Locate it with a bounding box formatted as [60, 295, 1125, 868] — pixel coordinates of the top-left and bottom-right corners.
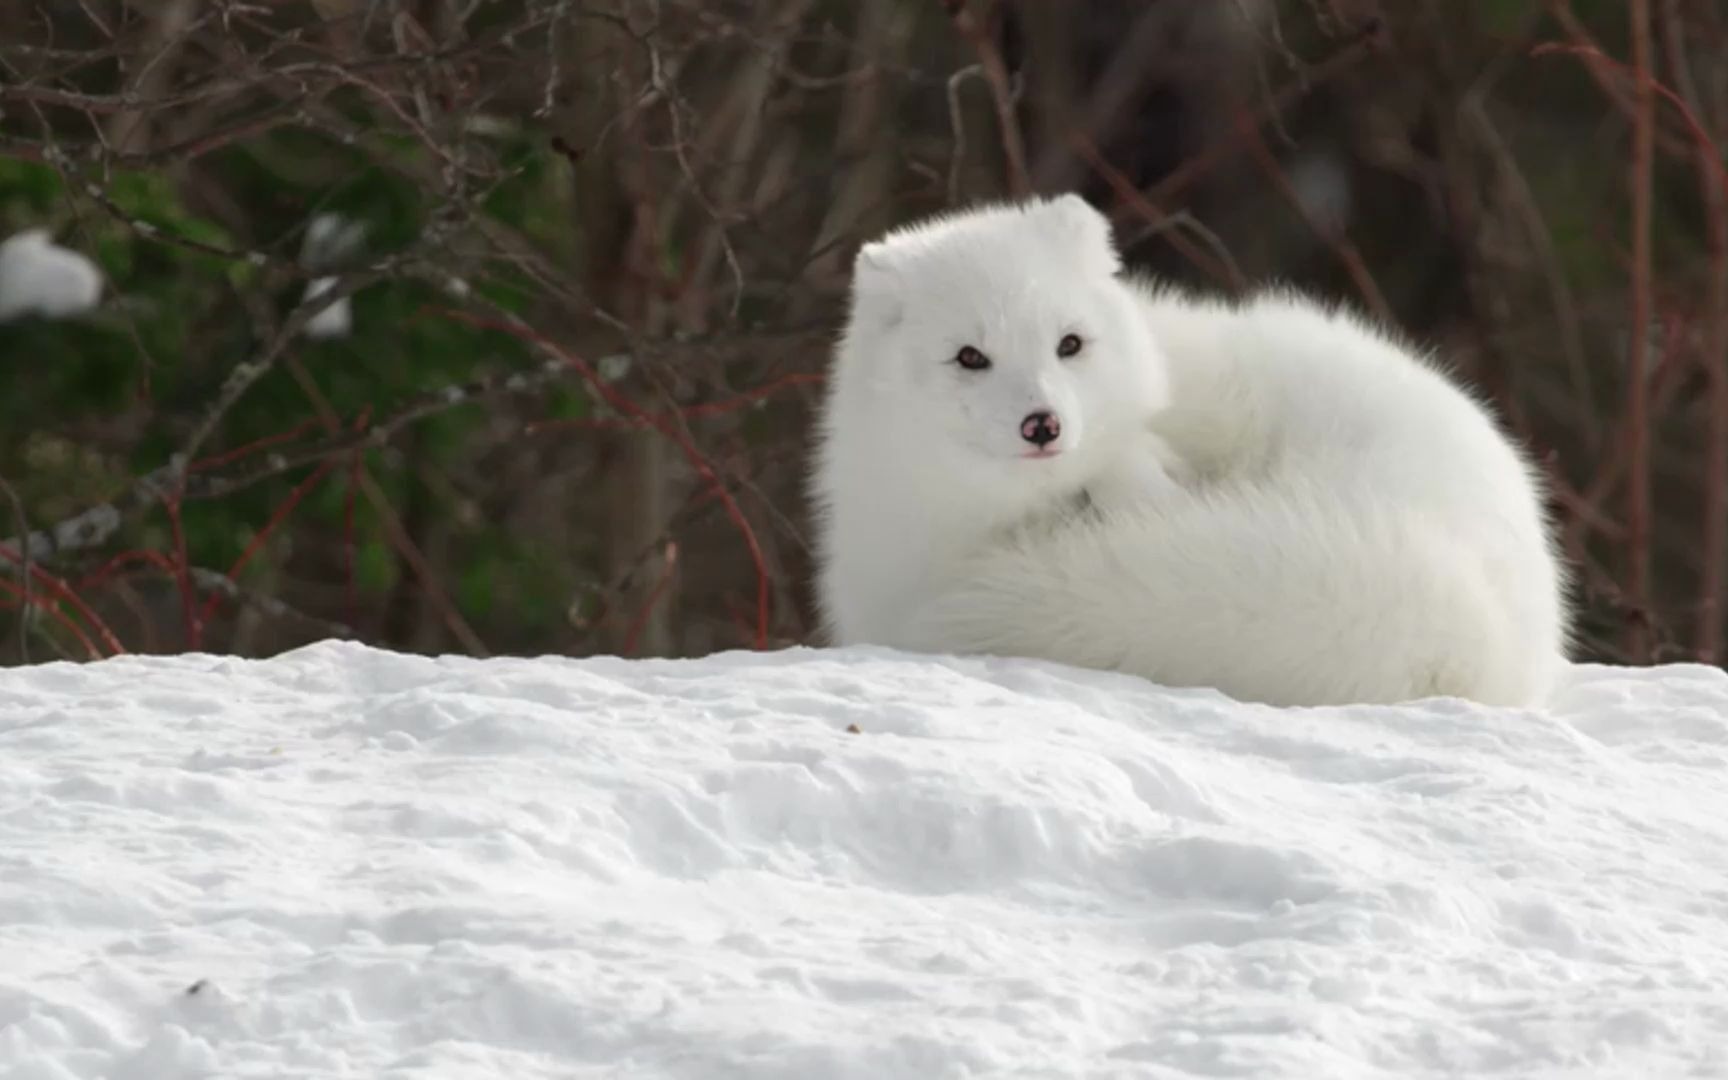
[1057, 333, 1084, 359]
[955, 345, 991, 371]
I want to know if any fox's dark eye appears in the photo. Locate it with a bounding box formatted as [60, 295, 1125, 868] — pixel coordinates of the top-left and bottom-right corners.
[1057, 333, 1084, 359]
[955, 345, 991, 371]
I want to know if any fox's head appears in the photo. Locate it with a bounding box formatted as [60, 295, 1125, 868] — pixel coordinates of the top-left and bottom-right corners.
[836, 194, 1168, 497]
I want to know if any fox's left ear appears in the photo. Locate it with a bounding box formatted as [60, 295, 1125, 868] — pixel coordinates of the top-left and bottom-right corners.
[1037, 193, 1122, 277]
[849, 240, 904, 328]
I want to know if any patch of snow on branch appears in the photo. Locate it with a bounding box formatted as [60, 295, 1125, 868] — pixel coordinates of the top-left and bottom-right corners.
[0, 227, 102, 323]
[297, 213, 366, 341]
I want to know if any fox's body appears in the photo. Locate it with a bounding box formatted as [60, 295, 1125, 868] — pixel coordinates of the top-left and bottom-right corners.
[808, 195, 1570, 707]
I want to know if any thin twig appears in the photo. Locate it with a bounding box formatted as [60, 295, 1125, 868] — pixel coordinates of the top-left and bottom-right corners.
[279, 355, 492, 658]
[945, 64, 985, 204]
[0, 546, 124, 657]
[623, 541, 679, 656]
[1124, 27, 1380, 226]
[1660, 0, 1728, 661]
[0, 580, 101, 660]
[940, 0, 1030, 195]
[1239, 115, 1395, 327]
[1069, 131, 1245, 292]
[442, 306, 774, 650]
[76, 551, 354, 639]
[0, 476, 30, 663]
[1623, 0, 1657, 663]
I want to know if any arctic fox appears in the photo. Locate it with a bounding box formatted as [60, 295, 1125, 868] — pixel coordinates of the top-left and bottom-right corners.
[808, 194, 1571, 708]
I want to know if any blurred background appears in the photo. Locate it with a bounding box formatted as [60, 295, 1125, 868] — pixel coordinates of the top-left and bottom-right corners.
[0, 0, 1720, 669]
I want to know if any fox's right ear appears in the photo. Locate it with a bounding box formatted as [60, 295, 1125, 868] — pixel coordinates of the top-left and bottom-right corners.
[1039, 193, 1121, 276]
[850, 241, 904, 328]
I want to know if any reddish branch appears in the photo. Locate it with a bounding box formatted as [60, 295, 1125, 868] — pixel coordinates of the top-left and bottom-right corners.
[1128, 27, 1382, 221]
[1532, 20, 1728, 660]
[0, 579, 103, 660]
[525, 372, 824, 436]
[75, 550, 353, 641]
[1069, 132, 1245, 292]
[163, 486, 200, 651]
[1625, 0, 1659, 663]
[442, 309, 774, 651]
[191, 419, 326, 475]
[345, 447, 363, 635]
[1238, 116, 1395, 327]
[1540, 0, 1699, 159]
[1659, 1, 1728, 661]
[279, 358, 491, 659]
[199, 458, 344, 627]
[0, 476, 30, 662]
[1530, 42, 1728, 198]
[0, 546, 125, 658]
[1695, 131, 1728, 663]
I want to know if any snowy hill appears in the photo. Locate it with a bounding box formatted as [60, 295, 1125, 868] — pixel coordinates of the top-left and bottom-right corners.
[2, 641, 1725, 1079]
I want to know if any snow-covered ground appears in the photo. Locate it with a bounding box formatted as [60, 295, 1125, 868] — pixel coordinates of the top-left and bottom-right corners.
[2, 641, 1725, 1079]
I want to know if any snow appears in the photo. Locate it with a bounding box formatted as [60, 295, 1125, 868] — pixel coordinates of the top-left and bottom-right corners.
[0, 228, 102, 323]
[297, 213, 365, 341]
[299, 276, 351, 340]
[2, 640, 1725, 1079]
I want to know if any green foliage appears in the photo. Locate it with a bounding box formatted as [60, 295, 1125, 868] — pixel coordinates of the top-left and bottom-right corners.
[354, 537, 400, 595]
[1473, 0, 1538, 37]
[0, 159, 63, 215]
[0, 124, 570, 643]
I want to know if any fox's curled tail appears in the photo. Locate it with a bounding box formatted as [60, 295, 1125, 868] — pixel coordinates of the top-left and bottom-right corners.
[897, 476, 1567, 708]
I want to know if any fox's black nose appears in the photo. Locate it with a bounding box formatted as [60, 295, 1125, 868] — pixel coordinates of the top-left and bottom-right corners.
[1020, 410, 1061, 448]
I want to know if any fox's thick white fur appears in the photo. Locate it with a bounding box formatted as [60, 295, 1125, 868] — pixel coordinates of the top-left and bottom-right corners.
[809, 194, 1571, 708]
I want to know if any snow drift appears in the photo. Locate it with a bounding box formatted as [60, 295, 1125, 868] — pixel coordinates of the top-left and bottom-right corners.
[2, 641, 1725, 1078]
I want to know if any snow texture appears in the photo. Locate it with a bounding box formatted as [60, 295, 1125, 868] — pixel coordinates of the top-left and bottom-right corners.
[2, 640, 1725, 1079]
[0, 228, 102, 323]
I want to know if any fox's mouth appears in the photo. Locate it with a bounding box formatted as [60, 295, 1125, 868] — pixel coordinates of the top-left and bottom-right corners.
[1020, 448, 1063, 460]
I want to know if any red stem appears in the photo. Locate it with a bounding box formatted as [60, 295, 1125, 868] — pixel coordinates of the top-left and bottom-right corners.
[190, 418, 324, 474]
[163, 487, 201, 651]
[198, 458, 342, 626]
[0, 546, 125, 657]
[1622, 0, 1657, 663]
[0, 578, 103, 659]
[440, 309, 774, 650]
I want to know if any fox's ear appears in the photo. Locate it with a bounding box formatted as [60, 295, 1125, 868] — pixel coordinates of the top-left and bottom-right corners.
[855, 239, 894, 278]
[1037, 192, 1121, 276]
[850, 240, 904, 327]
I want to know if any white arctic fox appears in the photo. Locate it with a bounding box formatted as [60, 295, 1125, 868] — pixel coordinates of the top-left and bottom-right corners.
[808, 194, 1571, 707]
